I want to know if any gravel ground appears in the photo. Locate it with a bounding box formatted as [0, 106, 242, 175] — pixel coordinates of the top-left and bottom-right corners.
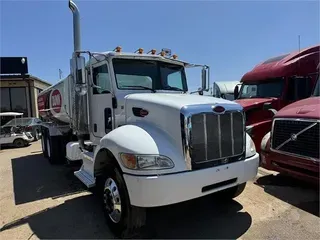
[0, 142, 319, 239]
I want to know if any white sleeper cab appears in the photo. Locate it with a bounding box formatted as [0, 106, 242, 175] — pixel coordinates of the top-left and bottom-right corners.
[37, 0, 259, 238]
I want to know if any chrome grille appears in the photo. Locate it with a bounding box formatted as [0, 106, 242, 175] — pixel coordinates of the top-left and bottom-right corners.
[271, 119, 320, 160]
[189, 111, 245, 165]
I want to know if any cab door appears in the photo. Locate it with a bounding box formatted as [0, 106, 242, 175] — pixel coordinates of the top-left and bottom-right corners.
[90, 62, 114, 138]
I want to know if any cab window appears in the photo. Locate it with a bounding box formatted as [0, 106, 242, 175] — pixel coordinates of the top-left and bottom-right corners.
[92, 64, 112, 94]
[287, 77, 312, 101]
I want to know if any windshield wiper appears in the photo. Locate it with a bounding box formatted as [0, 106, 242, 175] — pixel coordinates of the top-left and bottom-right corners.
[163, 86, 185, 92]
[121, 85, 156, 93]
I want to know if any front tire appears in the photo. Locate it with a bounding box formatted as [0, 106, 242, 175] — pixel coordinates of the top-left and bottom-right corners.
[100, 166, 146, 238]
[13, 138, 26, 148]
[217, 182, 247, 200]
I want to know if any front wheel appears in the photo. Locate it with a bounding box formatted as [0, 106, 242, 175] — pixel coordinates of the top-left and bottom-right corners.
[13, 138, 26, 148]
[217, 182, 247, 200]
[100, 166, 146, 238]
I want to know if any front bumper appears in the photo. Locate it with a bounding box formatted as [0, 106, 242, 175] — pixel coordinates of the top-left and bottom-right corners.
[260, 150, 319, 184]
[123, 153, 259, 207]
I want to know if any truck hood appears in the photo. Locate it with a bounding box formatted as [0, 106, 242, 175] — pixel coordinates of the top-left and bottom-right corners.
[275, 96, 320, 119]
[234, 98, 277, 111]
[125, 93, 240, 109]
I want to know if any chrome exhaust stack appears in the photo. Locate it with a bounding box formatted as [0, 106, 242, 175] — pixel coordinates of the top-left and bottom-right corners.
[68, 0, 89, 151]
[69, 0, 81, 52]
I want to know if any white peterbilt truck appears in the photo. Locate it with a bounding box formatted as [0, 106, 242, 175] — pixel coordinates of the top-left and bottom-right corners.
[38, 0, 259, 238]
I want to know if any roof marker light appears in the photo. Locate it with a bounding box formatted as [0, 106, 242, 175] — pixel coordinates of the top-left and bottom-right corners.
[134, 48, 144, 54]
[147, 49, 157, 55]
[172, 54, 178, 59]
[114, 46, 122, 52]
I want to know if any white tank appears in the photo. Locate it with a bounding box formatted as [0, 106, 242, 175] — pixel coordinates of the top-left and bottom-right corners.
[38, 76, 72, 124]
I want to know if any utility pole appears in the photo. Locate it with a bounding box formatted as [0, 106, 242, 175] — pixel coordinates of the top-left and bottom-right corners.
[59, 69, 63, 79]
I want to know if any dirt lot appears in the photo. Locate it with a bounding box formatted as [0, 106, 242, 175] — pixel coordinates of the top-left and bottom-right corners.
[0, 142, 319, 239]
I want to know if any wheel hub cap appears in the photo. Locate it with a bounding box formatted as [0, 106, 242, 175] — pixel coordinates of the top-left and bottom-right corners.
[103, 178, 122, 223]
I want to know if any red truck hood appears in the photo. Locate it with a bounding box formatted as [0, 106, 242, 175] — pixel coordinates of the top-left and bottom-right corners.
[235, 98, 277, 111]
[275, 96, 320, 119]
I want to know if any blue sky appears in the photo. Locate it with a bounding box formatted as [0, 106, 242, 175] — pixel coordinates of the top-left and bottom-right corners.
[1, 0, 319, 91]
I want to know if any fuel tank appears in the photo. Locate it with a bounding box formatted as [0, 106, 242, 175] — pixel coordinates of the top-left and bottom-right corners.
[37, 75, 72, 124]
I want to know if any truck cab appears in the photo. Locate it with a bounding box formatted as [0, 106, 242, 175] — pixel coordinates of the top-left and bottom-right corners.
[260, 66, 320, 184]
[234, 45, 319, 153]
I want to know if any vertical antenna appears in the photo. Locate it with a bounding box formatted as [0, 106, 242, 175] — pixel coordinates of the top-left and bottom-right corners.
[298, 35, 301, 75]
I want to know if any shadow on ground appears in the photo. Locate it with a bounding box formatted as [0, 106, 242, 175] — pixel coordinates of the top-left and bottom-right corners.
[7, 152, 252, 239]
[1, 193, 251, 239]
[11, 153, 86, 205]
[255, 174, 319, 217]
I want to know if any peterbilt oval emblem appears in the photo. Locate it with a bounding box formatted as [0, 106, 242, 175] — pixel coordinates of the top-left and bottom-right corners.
[290, 133, 298, 141]
[213, 105, 225, 113]
[221, 158, 228, 164]
[140, 109, 149, 117]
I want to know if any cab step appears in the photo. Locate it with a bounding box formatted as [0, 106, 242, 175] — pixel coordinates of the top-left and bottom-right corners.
[74, 166, 96, 188]
[74, 151, 96, 188]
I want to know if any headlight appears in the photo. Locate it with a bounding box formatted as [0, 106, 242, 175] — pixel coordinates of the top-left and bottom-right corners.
[246, 134, 256, 158]
[119, 153, 174, 170]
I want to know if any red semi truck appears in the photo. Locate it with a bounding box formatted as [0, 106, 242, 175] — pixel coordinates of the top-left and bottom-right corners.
[234, 45, 320, 153]
[260, 68, 319, 184]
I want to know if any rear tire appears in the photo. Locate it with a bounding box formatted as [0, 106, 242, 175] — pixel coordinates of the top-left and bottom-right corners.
[13, 138, 26, 148]
[41, 134, 48, 158]
[46, 134, 65, 164]
[99, 165, 147, 238]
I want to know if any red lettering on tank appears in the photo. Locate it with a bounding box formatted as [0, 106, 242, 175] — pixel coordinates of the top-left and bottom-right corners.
[51, 89, 62, 113]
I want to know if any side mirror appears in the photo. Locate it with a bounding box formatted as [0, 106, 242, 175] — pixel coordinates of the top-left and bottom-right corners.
[263, 102, 272, 110]
[70, 55, 87, 95]
[201, 67, 207, 90]
[263, 102, 278, 116]
[234, 85, 239, 99]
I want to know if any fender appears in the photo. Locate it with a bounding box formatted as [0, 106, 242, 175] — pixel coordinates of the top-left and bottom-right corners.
[261, 131, 271, 152]
[246, 119, 273, 153]
[94, 122, 189, 176]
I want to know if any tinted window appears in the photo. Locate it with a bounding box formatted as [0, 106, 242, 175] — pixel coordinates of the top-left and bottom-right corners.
[263, 54, 289, 64]
[312, 75, 319, 97]
[11, 88, 27, 114]
[93, 64, 111, 94]
[239, 78, 284, 99]
[1, 88, 10, 112]
[287, 77, 312, 101]
[0, 87, 27, 116]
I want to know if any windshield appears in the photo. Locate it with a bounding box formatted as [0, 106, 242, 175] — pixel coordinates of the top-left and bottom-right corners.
[4, 118, 33, 126]
[112, 59, 188, 92]
[238, 78, 284, 99]
[312, 75, 319, 96]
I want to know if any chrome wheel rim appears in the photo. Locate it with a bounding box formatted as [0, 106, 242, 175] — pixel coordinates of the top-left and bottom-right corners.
[103, 177, 122, 223]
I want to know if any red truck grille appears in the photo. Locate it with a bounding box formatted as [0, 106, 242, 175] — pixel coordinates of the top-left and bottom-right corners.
[271, 119, 320, 160]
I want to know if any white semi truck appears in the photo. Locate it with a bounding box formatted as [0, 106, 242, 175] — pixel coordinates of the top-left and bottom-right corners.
[38, 0, 259, 238]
